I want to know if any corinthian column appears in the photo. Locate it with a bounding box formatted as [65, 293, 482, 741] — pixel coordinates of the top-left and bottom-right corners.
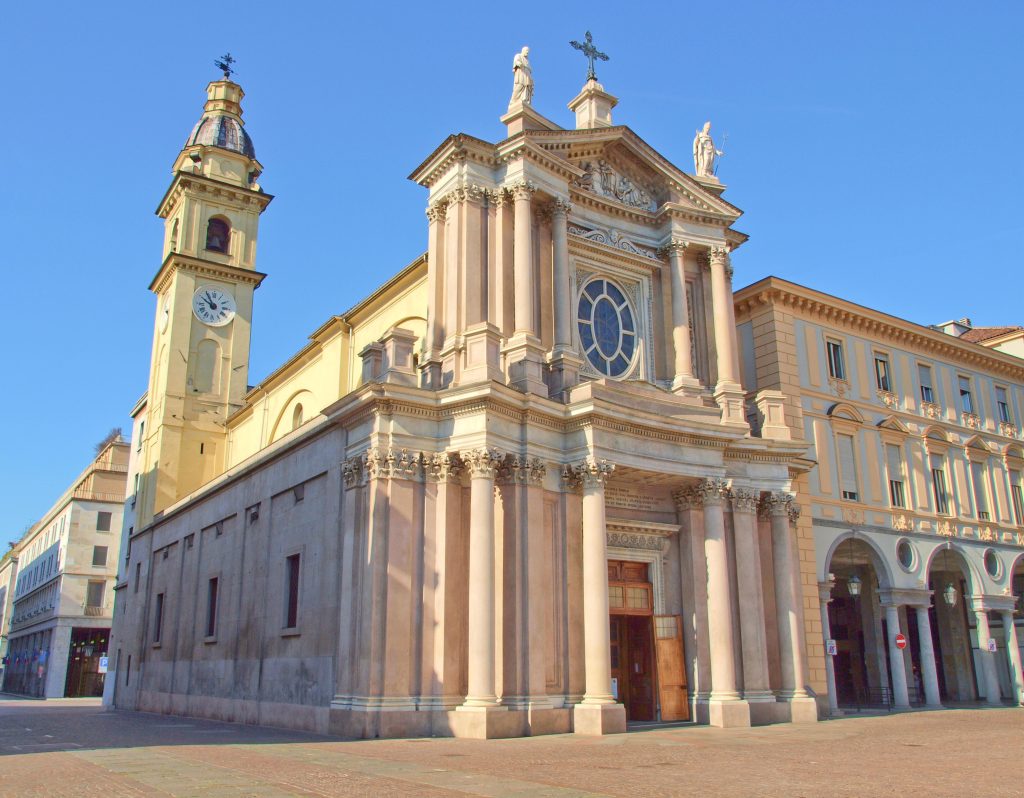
[571, 457, 626, 735]
[698, 478, 751, 727]
[731, 488, 772, 713]
[459, 447, 505, 711]
[421, 200, 446, 389]
[504, 181, 547, 395]
[548, 198, 583, 398]
[663, 239, 699, 392]
[707, 247, 746, 425]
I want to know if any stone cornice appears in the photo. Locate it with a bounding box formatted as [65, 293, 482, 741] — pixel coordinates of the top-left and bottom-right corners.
[735, 277, 1024, 381]
[407, 133, 499, 188]
[156, 172, 273, 219]
[148, 252, 266, 295]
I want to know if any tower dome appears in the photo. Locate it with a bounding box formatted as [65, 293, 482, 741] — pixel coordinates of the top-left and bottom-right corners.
[184, 114, 255, 158]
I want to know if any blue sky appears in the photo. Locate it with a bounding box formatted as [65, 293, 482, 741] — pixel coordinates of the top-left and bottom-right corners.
[1, 2, 1022, 535]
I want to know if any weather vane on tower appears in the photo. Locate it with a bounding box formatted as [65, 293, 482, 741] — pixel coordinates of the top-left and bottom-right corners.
[570, 31, 609, 82]
[214, 53, 236, 80]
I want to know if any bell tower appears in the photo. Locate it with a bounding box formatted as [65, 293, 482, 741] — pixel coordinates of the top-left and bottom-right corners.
[136, 64, 273, 528]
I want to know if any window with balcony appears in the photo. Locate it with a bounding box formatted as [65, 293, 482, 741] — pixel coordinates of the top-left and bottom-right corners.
[958, 376, 974, 415]
[837, 433, 860, 501]
[826, 339, 846, 381]
[874, 355, 892, 392]
[996, 387, 1012, 424]
[971, 460, 991, 521]
[918, 364, 935, 404]
[886, 443, 906, 508]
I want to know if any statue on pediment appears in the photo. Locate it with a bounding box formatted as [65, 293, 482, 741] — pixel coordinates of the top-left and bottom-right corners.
[692, 121, 722, 177]
[510, 47, 534, 106]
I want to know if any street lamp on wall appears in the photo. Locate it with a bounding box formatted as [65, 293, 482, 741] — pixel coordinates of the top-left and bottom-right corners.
[940, 544, 958, 607]
[848, 574, 862, 597]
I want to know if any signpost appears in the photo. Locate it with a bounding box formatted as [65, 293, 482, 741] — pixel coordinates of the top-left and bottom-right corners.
[894, 633, 907, 650]
[987, 638, 998, 653]
[826, 639, 838, 656]
[98, 656, 109, 674]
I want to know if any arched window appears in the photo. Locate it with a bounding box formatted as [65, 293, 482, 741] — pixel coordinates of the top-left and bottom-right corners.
[577, 278, 637, 378]
[205, 217, 230, 253]
[169, 219, 179, 253]
[292, 404, 304, 431]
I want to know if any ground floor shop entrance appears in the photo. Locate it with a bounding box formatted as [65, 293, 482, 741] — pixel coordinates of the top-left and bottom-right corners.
[607, 559, 689, 722]
[64, 627, 109, 697]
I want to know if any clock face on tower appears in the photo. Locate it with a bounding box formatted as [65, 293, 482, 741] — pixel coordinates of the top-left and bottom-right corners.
[192, 286, 237, 327]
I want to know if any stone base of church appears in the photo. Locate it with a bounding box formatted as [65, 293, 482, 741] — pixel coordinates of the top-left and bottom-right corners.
[771, 696, 820, 724]
[746, 694, 779, 726]
[326, 705, 574, 740]
[572, 702, 627, 735]
[707, 698, 751, 728]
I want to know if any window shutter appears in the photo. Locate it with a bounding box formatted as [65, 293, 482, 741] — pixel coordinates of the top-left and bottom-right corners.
[886, 444, 903, 481]
[971, 461, 989, 516]
[838, 435, 858, 496]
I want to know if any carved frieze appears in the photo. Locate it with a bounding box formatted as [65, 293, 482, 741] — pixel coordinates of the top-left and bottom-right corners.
[921, 401, 941, 420]
[962, 411, 981, 430]
[568, 224, 660, 261]
[877, 389, 898, 409]
[573, 160, 656, 211]
[606, 531, 669, 553]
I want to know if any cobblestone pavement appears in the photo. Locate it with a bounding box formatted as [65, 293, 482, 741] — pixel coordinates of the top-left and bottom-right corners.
[1, 697, 1021, 797]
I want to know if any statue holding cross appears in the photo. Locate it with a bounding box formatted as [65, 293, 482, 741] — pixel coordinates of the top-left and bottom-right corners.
[570, 31, 608, 82]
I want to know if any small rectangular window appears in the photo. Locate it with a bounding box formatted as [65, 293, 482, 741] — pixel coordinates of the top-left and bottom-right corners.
[206, 577, 219, 638]
[996, 387, 1012, 424]
[86, 581, 105, 608]
[92, 546, 108, 567]
[153, 593, 165, 643]
[96, 511, 112, 532]
[134, 562, 141, 594]
[126, 654, 131, 685]
[285, 554, 300, 629]
[918, 364, 934, 404]
[826, 340, 846, 380]
[837, 434, 859, 501]
[874, 355, 891, 393]
[959, 376, 974, 415]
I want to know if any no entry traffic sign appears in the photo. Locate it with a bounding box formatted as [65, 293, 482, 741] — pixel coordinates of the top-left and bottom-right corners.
[894, 633, 907, 650]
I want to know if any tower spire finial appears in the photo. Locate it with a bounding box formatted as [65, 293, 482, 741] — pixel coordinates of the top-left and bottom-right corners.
[569, 31, 609, 83]
[214, 53, 236, 80]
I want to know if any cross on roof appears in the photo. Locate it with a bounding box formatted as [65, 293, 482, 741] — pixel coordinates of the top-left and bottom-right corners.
[570, 31, 609, 82]
[214, 53, 236, 80]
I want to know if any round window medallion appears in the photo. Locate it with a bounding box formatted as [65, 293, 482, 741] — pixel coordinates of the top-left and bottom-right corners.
[577, 278, 637, 378]
[984, 549, 1001, 578]
[896, 539, 915, 571]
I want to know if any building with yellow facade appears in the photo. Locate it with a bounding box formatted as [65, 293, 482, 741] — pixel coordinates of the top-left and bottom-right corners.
[106, 60, 824, 738]
[734, 279, 1024, 713]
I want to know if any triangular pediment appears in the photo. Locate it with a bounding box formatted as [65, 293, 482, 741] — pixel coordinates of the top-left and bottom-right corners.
[527, 126, 741, 221]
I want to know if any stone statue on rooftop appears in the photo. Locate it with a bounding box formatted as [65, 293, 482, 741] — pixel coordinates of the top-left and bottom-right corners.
[693, 121, 722, 178]
[510, 47, 534, 106]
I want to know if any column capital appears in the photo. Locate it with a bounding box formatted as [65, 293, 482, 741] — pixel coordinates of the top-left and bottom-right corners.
[564, 456, 615, 490]
[759, 491, 794, 519]
[448, 182, 489, 206]
[488, 187, 511, 207]
[672, 486, 699, 511]
[342, 455, 366, 489]
[364, 447, 424, 481]
[460, 447, 504, 480]
[427, 451, 464, 483]
[695, 477, 730, 507]
[551, 196, 573, 216]
[729, 487, 760, 515]
[425, 200, 447, 223]
[507, 179, 537, 200]
[706, 245, 734, 281]
[498, 455, 547, 486]
[659, 238, 689, 258]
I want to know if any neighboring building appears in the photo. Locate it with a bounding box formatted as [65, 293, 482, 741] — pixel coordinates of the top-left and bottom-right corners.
[109, 64, 822, 738]
[0, 544, 22, 686]
[2, 438, 130, 697]
[734, 278, 1024, 713]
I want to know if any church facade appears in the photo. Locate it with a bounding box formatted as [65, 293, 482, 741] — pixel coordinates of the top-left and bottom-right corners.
[107, 59, 823, 738]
